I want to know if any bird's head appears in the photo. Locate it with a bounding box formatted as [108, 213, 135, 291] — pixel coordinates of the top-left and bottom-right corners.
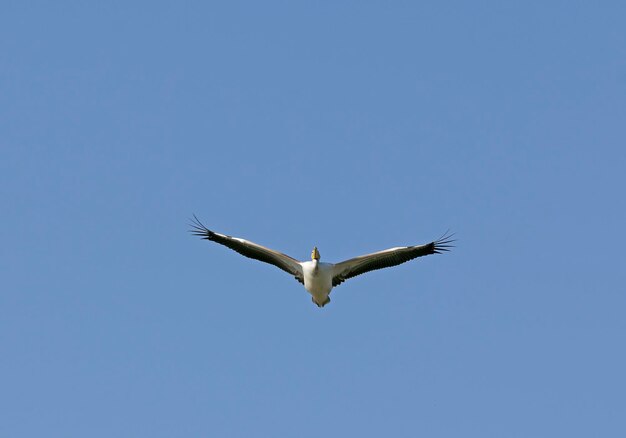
[311, 247, 320, 261]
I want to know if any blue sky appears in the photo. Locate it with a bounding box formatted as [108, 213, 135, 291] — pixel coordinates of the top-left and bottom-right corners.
[2, 1, 625, 437]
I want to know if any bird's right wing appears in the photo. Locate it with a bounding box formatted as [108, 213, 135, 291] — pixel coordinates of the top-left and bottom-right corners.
[190, 216, 304, 284]
[332, 232, 454, 286]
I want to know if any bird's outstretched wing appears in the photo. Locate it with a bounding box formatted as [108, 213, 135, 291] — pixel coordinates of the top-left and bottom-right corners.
[332, 232, 455, 286]
[190, 215, 304, 284]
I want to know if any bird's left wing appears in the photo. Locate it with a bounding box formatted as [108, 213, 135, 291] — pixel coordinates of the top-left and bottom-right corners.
[332, 232, 454, 287]
[190, 216, 304, 284]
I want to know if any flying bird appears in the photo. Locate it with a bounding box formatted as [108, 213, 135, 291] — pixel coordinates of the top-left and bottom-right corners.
[190, 216, 454, 307]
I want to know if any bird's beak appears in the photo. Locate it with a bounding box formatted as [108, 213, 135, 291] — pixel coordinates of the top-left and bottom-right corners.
[311, 247, 320, 261]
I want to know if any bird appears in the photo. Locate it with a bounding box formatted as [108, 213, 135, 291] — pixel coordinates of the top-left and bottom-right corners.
[189, 215, 454, 307]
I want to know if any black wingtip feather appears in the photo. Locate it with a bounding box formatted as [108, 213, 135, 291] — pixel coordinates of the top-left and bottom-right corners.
[188, 214, 214, 239]
[433, 230, 456, 254]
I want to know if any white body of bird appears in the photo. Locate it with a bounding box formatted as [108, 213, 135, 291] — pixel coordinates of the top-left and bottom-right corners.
[301, 260, 334, 306]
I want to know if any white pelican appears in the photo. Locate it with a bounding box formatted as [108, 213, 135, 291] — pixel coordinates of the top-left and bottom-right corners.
[190, 216, 454, 307]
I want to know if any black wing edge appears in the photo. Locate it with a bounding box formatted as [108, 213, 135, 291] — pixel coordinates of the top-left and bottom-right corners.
[189, 214, 216, 240]
[432, 229, 456, 254]
[188, 214, 305, 285]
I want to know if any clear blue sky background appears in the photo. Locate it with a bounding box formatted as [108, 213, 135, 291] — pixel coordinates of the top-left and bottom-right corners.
[2, 1, 625, 437]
